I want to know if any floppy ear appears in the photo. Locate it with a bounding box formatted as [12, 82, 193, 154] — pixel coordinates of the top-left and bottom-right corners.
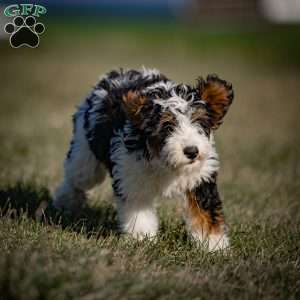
[197, 74, 234, 130]
[122, 91, 147, 126]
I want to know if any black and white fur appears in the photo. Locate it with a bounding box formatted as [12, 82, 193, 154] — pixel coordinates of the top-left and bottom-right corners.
[54, 67, 234, 251]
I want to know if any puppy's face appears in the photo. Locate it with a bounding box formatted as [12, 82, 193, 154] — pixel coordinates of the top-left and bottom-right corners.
[123, 75, 233, 169]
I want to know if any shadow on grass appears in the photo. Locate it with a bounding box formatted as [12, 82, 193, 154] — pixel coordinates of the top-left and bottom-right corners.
[0, 182, 119, 238]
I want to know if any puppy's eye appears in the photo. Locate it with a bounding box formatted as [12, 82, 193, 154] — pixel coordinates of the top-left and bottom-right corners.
[162, 122, 174, 132]
[186, 93, 194, 102]
[149, 91, 160, 98]
[199, 126, 210, 137]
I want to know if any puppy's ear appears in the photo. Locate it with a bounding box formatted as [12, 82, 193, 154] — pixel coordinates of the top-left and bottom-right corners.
[197, 74, 234, 130]
[122, 91, 147, 126]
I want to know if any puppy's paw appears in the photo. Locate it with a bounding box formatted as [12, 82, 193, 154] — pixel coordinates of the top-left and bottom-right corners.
[53, 183, 86, 216]
[192, 231, 230, 252]
[120, 209, 159, 240]
[207, 233, 230, 252]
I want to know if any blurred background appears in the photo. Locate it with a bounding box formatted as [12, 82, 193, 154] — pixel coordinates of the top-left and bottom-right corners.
[0, 0, 299, 208]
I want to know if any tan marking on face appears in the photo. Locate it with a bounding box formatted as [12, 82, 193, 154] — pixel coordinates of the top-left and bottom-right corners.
[160, 111, 177, 124]
[146, 112, 178, 158]
[191, 108, 207, 123]
[157, 111, 177, 132]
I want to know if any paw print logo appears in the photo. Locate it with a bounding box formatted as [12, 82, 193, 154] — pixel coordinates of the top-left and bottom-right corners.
[4, 16, 45, 48]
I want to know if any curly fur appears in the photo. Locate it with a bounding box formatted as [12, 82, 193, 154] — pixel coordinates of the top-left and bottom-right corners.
[53, 67, 234, 251]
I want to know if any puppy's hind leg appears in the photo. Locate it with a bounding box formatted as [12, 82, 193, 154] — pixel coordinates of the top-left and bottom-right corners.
[53, 106, 106, 215]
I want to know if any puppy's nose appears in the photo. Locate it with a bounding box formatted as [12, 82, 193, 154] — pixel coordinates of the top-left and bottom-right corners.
[183, 146, 199, 160]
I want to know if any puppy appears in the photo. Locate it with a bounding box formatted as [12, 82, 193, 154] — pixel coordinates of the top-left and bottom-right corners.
[54, 68, 234, 251]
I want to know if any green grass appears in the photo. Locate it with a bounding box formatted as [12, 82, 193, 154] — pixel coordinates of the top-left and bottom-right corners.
[0, 21, 300, 299]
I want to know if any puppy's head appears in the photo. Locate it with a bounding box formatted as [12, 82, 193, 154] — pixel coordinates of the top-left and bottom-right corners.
[122, 75, 234, 169]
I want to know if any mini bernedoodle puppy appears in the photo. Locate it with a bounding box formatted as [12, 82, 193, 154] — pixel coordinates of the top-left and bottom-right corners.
[54, 68, 234, 251]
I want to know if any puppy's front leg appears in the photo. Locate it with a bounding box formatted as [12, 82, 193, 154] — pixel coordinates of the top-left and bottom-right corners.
[185, 175, 229, 251]
[116, 196, 159, 240]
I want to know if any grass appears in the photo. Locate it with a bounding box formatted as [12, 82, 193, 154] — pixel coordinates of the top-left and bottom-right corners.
[0, 21, 300, 299]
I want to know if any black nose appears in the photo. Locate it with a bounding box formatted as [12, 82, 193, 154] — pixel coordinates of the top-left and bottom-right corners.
[183, 146, 199, 160]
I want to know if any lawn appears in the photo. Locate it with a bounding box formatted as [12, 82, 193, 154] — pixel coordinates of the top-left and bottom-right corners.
[0, 21, 299, 299]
